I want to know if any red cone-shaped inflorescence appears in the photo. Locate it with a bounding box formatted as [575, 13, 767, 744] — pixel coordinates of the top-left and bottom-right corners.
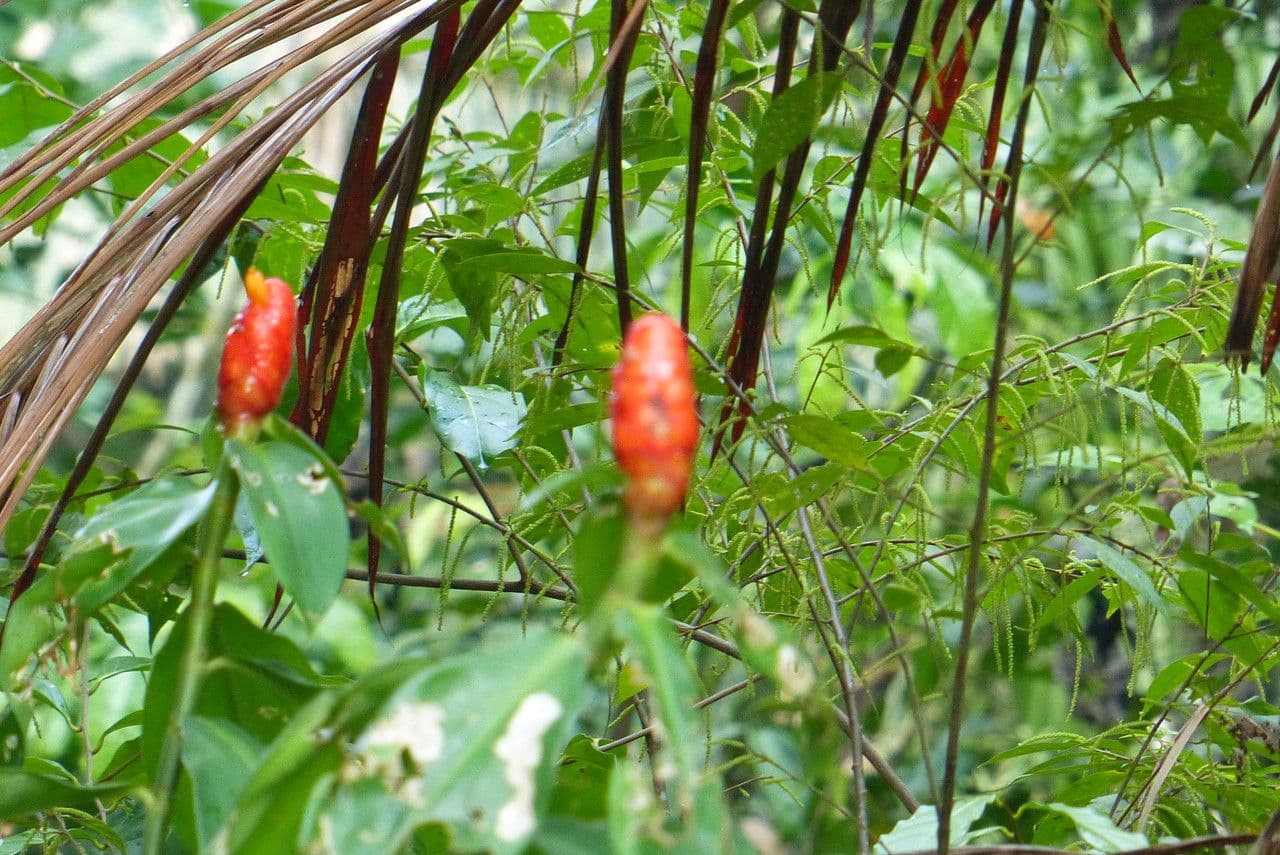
[216, 268, 297, 432]
[610, 312, 699, 525]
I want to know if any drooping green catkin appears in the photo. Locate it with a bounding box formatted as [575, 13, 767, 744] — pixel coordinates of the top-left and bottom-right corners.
[436, 503, 460, 631]
[1066, 636, 1082, 721]
[1023, 556, 1047, 652]
[1129, 607, 1155, 695]
[1014, 556, 1037, 646]
[479, 529, 514, 627]
[1084, 390, 1104, 474]
[990, 571, 1006, 677]
[911, 481, 929, 568]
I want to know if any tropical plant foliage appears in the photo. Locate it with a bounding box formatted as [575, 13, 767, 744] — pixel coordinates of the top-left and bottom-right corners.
[2, 0, 1280, 852]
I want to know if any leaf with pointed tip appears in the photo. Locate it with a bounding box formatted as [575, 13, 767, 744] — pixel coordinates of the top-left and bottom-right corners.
[227, 439, 349, 618]
[1099, 7, 1140, 91]
[829, 1, 922, 304]
[71, 477, 217, 611]
[421, 370, 527, 467]
[750, 71, 843, 184]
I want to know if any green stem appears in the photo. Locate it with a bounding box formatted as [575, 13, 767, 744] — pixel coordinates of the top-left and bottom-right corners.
[586, 515, 663, 656]
[143, 457, 239, 855]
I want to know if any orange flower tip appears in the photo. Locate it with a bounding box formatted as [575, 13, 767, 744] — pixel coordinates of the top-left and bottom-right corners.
[243, 267, 268, 305]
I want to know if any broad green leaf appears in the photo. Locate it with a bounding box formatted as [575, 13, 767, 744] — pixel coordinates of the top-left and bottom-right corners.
[751, 71, 843, 183]
[1144, 652, 1230, 706]
[571, 505, 625, 615]
[0, 65, 74, 150]
[71, 477, 216, 610]
[1037, 803, 1147, 852]
[143, 604, 326, 781]
[546, 736, 613, 821]
[183, 717, 263, 849]
[1148, 358, 1201, 477]
[983, 733, 1090, 765]
[439, 237, 504, 341]
[396, 294, 468, 342]
[1031, 568, 1103, 632]
[783, 414, 871, 469]
[454, 249, 579, 278]
[0, 769, 129, 820]
[531, 136, 668, 197]
[227, 439, 349, 617]
[874, 796, 993, 852]
[1178, 550, 1280, 626]
[308, 631, 587, 854]
[422, 370, 527, 466]
[757, 463, 842, 517]
[814, 324, 923, 353]
[456, 182, 527, 225]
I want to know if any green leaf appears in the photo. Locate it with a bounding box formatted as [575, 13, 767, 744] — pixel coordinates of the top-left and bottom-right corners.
[454, 249, 579, 278]
[351, 499, 410, 567]
[617, 605, 728, 850]
[783, 415, 870, 469]
[546, 735, 613, 821]
[456, 182, 528, 226]
[1036, 803, 1148, 852]
[758, 463, 842, 517]
[532, 136, 669, 197]
[1148, 358, 1201, 477]
[874, 797, 993, 852]
[815, 324, 921, 351]
[1079, 537, 1168, 616]
[396, 295, 468, 342]
[0, 65, 74, 150]
[227, 439, 349, 617]
[0, 769, 129, 820]
[572, 505, 625, 615]
[70, 477, 216, 610]
[439, 238, 504, 342]
[1178, 550, 1280, 626]
[421, 370, 527, 466]
[183, 716, 263, 849]
[751, 71, 843, 183]
[244, 627, 588, 855]
[143, 604, 326, 783]
[1032, 568, 1104, 632]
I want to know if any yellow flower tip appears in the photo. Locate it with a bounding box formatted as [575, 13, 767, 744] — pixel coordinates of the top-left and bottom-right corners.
[243, 267, 268, 305]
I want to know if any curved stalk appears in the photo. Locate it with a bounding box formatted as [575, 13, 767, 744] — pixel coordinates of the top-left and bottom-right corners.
[143, 456, 239, 855]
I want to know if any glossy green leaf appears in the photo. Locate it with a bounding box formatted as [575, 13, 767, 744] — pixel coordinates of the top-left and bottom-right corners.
[422, 370, 527, 466]
[227, 439, 349, 617]
[71, 477, 216, 610]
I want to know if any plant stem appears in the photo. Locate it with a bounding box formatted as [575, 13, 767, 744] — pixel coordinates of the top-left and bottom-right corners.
[143, 458, 239, 855]
[586, 516, 662, 655]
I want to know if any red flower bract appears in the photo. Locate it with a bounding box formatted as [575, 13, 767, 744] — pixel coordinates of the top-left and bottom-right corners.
[610, 312, 699, 524]
[216, 268, 297, 432]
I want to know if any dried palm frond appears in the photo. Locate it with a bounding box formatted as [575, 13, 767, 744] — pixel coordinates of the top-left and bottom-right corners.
[0, 0, 461, 536]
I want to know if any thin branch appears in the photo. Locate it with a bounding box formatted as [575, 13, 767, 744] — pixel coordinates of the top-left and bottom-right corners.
[939, 5, 1050, 851]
